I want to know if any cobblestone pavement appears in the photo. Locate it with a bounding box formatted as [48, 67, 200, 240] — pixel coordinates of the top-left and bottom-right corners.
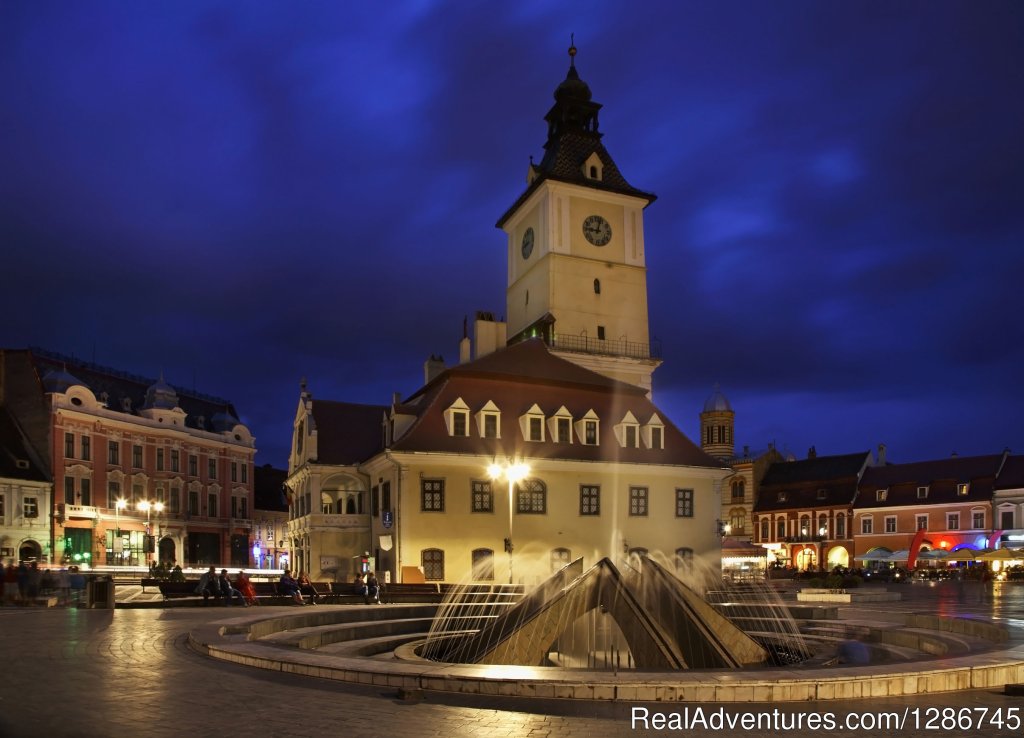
[1, 582, 1023, 738]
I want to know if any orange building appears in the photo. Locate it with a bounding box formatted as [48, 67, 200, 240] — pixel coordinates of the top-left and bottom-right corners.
[853, 453, 1009, 564]
[1, 349, 255, 569]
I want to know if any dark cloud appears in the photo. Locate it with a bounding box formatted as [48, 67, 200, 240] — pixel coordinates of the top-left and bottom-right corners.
[2, 1, 1021, 467]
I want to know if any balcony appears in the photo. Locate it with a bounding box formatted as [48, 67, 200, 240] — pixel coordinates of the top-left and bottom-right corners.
[783, 534, 826, 544]
[550, 333, 661, 361]
[303, 513, 370, 530]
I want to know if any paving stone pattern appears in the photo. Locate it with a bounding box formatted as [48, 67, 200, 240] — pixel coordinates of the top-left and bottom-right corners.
[1, 582, 1023, 738]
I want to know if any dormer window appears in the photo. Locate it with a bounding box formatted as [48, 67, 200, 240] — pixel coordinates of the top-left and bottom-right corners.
[444, 398, 470, 437]
[548, 406, 573, 444]
[520, 404, 546, 442]
[475, 401, 501, 439]
[777, 492, 787, 503]
[876, 489, 888, 501]
[575, 410, 600, 446]
[582, 152, 603, 181]
[957, 483, 969, 496]
[917, 485, 929, 499]
[614, 412, 640, 449]
[817, 489, 827, 500]
[642, 414, 665, 450]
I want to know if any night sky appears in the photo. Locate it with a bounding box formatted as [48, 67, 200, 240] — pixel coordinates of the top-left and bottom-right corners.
[3, 2, 1022, 469]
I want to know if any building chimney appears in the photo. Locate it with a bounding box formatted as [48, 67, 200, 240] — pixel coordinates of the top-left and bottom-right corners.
[423, 354, 446, 385]
[877, 443, 887, 465]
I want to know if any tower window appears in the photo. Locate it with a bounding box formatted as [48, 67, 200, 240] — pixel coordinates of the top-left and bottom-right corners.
[594, 278, 601, 294]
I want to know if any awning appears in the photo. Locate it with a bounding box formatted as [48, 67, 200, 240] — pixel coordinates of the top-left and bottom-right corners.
[854, 547, 892, 561]
[977, 548, 1024, 562]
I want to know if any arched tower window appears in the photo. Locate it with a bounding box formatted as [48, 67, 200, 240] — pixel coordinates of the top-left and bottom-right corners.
[594, 278, 601, 294]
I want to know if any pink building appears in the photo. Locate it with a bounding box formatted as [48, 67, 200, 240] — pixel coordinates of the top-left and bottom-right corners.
[1, 349, 256, 569]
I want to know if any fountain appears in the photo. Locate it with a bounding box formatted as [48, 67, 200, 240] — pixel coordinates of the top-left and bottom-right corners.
[419, 551, 813, 669]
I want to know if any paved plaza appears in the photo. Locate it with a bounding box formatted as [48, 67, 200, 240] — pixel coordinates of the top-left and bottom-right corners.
[1, 581, 1024, 738]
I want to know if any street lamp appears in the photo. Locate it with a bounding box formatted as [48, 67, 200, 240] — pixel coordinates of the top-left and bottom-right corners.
[114, 498, 127, 565]
[138, 500, 164, 565]
[488, 459, 530, 584]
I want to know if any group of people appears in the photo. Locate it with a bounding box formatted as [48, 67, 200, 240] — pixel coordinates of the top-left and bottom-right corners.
[353, 572, 380, 604]
[194, 566, 257, 606]
[2, 560, 83, 606]
[277, 570, 321, 605]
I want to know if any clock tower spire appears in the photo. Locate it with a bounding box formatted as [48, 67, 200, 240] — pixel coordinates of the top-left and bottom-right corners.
[496, 45, 662, 395]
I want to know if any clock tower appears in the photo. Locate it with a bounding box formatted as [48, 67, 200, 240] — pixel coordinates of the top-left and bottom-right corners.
[496, 45, 662, 394]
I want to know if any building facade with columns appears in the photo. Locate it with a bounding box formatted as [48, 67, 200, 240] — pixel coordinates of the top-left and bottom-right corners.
[0, 348, 256, 569]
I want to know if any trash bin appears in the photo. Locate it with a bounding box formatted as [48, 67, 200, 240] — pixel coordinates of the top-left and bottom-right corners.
[87, 575, 115, 609]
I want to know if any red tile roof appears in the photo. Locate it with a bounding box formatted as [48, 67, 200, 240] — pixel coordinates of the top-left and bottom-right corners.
[390, 339, 721, 468]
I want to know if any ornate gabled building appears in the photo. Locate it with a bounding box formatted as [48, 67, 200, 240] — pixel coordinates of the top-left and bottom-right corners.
[0, 348, 255, 568]
[753, 450, 874, 570]
[289, 340, 727, 584]
[283, 48, 727, 585]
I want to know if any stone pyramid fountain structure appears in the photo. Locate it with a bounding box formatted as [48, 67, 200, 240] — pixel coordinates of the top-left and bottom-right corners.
[422, 556, 769, 669]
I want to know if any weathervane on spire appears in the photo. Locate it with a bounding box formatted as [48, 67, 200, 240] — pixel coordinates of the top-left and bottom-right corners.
[568, 33, 577, 66]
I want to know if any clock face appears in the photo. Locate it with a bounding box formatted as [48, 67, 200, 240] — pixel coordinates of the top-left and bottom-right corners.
[521, 227, 534, 259]
[582, 215, 612, 246]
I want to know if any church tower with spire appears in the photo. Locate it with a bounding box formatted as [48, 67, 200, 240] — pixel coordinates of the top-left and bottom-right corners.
[496, 43, 662, 394]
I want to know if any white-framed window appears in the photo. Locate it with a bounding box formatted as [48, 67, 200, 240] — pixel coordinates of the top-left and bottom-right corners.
[916, 514, 928, 530]
[972, 511, 985, 529]
[475, 400, 501, 439]
[917, 486, 929, 499]
[24, 497, 38, 518]
[444, 397, 470, 437]
[547, 405, 574, 444]
[884, 515, 897, 533]
[875, 489, 887, 502]
[947, 513, 960, 531]
[614, 411, 640, 448]
[957, 483, 969, 496]
[861, 516, 873, 535]
[519, 404, 546, 442]
[642, 414, 665, 449]
[816, 489, 827, 500]
[575, 410, 600, 446]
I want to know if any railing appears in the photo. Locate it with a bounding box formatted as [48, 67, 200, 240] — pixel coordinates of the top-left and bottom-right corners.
[550, 333, 661, 360]
[302, 513, 370, 529]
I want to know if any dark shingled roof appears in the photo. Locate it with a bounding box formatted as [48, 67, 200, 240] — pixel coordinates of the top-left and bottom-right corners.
[27, 348, 242, 435]
[0, 408, 49, 482]
[754, 451, 872, 513]
[390, 339, 723, 469]
[309, 401, 387, 466]
[997, 455, 1024, 490]
[496, 61, 655, 228]
[855, 454, 1004, 509]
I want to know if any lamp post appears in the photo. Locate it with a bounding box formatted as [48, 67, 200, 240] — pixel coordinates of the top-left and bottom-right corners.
[488, 460, 530, 584]
[114, 498, 127, 566]
[138, 500, 164, 565]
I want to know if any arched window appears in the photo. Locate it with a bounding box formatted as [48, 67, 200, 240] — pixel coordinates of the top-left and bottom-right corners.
[799, 515, 811, 537]
[515, 479, 546, 514]
[589, 165, 598, 179]
[760, 518, 770, 542]
[731, 479, 745, 500]
[594, 278, 601, 294]
[551, 547, 572, 572]
[675, 547, 694, 572]
[817, 514, 827, 537]
[471, 548, 494, 581]
[422, 548, 444, 581]
[346, 497, 356, 514]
